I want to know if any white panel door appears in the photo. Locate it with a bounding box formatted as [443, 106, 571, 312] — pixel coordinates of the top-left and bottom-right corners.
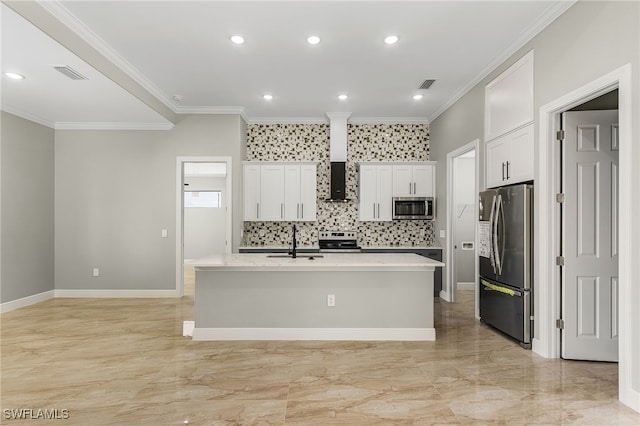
[392, 165, 414, 196]
[284, 165, 301, 221]
[413, 164, 434, 197]
[376, 166, 393, 221]
[485, 135, 510, 188]
[562, 110, 619, 362]
[260, 165, 285, 221]
[299, 164, 317, 221]
[243, 164, 260, 221]
[359, 165, 378, 221]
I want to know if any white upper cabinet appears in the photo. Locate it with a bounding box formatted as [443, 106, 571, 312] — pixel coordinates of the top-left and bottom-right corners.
[359, 164, 393, 221]
[485, 51, 534, 141]
[284, 164, 317, 221]
[486, 123, 534, 188]
[259, 165, 285, 221]
[243, 162, 317, 222]
[243, 164, 261, 221]
[392, 162, 435, 197]
[484, 50, 534, 188]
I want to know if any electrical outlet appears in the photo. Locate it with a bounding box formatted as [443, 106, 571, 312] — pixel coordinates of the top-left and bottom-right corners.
[93, 268, 99, 277]
[327, 294, 336, 307]
[440, 230, 446, 239]
[161, 229, 168, 238]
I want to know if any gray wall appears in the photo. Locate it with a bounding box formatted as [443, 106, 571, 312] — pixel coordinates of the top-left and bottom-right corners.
[429, 1, 640, 392]
[1, 112, 55, 303]
[54, 114, 245, 290]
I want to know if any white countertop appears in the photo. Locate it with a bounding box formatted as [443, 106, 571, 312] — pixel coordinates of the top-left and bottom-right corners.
[193, 253, 444, 272]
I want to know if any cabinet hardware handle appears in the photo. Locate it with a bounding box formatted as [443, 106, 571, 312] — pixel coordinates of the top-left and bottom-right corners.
[409, 182, 412, 194]
[506, 161, 510, 180]
[377, 203, 380, 219]
[414, 182, 416, 194]
[373, 203, 376, 218]
[297, 203, 299, 219]
[257, 203, 259, 219]
[501, 162, 506, 181]
[281, 203, 284, 219]
[301, 204, 304, 218]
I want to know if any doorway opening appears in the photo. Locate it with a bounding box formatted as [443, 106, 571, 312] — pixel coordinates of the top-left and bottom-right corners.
[445, 139, 480, 318]
[175, 157, 232, 297]
[538, 64, 635, 410]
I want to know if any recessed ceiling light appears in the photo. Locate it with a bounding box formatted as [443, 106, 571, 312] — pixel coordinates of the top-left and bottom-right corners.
[307, 35, 321, 45]
[413, 94, 424, 100]
[338, 94, 348, 101]
[230, 35, 245, 44]
[263, 94, 273, 101]
[4, 72, 25, 80]
[384, 35, 399, 45]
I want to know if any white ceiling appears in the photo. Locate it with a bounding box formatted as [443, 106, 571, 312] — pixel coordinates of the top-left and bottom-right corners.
[1, 1, 574, 128]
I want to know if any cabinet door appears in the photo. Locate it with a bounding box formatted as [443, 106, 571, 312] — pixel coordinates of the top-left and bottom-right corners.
[299, 164, 317, 221]
[413, 164, 434, 197]
[392, 165, 414, 196]
[243, 164, 261, 221]
[260, 165, 285, 221]
[376, 166, 393, 221]
[359, 165, 378, 221]
[284, 165, 301, 221]
[507, 124, 534, 184]
[486, 135, 510, 188]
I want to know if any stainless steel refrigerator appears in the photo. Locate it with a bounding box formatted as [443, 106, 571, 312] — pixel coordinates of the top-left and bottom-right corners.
[478, 184, 533, 348]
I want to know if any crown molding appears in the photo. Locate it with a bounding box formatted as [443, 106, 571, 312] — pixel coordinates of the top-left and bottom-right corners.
[427, 0, 576, 123]
[348, 117, 429, 125]
[174, 106, 249, 123]
[248, 117, 329, 125]
[247, 116, 429, 125]
[54, 122, 174, 131]
[1, 106, 55, 129]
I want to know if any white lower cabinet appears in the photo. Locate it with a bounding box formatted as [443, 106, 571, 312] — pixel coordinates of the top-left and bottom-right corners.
[244, 162, 317, 222]
[359, 164, 393, 221]
[486, 123, 534, 188]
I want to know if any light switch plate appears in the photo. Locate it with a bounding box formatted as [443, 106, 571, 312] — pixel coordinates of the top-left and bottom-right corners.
[440, 230, 445, 238]
[161, 229, 168, 238]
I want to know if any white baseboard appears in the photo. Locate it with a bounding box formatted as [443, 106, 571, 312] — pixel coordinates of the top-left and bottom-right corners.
[0, 290, 55, 314]
[192, 327, 436, 341]
[55, 289, 180, 298]
[439, 290, 451, 302]
[457, 282, 475, 291]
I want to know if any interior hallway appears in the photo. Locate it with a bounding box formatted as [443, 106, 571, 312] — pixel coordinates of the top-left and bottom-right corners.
[1, 270, 639, 424]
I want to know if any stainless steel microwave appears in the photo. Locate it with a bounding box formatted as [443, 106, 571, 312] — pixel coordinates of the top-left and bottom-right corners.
[392, 197, 435, 220]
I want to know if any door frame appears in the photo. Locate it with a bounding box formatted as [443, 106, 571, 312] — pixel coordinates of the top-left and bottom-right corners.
[175, 156, 233, 296]
[444, 139, 480, 318]
[537, 64, 636, 410]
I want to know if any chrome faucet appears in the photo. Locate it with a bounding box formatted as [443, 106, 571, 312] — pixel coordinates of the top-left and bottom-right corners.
[289, 224, 297, 258]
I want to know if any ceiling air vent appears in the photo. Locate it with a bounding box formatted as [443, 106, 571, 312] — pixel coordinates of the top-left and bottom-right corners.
[52, 66, 87, 80]
[419, 79, 435, 90]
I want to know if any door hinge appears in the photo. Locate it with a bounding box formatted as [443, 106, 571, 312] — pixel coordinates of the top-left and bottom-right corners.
[556, 256, 565, 266]
[556, 319, 565, 329]
[556, 130, 565, 141]
[556, 193, 565, 203]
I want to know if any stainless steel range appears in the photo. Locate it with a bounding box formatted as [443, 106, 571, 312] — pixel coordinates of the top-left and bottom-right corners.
[318, 231, 361, 253]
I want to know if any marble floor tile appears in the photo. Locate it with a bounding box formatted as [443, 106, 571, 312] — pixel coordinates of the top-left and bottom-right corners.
[1, 272, 639, 425]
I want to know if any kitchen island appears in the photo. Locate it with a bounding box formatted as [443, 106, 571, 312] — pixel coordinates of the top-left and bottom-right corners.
[192, 253, 443, 341]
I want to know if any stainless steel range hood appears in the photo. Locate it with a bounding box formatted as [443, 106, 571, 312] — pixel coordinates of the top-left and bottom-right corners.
[326, 112, 351, 202]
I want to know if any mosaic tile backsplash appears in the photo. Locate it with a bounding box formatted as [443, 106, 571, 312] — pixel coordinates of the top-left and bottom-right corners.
[243, 123, 435, 247]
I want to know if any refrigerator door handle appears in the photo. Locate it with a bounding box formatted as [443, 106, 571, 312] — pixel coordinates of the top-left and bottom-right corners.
[488, 194, 497, 273]
[493, 194, 503, 275]
[495, 194, 506, 275]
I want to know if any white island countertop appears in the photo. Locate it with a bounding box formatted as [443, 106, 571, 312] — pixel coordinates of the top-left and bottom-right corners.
[192, 253, 444, 272]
